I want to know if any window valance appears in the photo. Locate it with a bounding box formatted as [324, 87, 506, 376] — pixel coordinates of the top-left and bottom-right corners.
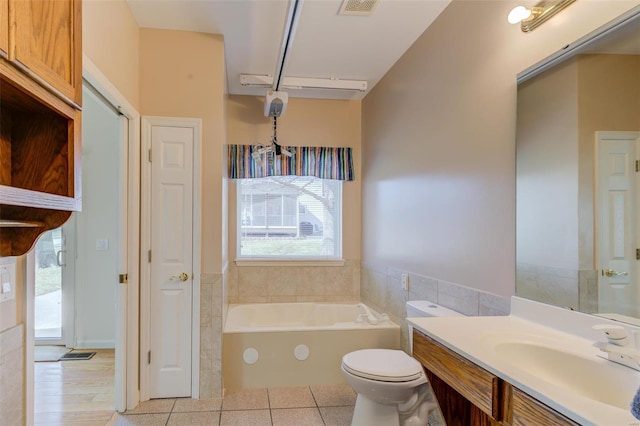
[227, 145, 354, 181]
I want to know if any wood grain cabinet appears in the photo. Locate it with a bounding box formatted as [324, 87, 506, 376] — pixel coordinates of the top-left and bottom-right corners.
[413, 329, 579, 426]
[0, 0, 82, 257]
[0, 0, 8, 57]
[12, 0, 82, 105]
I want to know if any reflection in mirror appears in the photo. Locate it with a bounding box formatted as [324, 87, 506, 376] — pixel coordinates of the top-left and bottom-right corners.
[516, 8, 640, 325]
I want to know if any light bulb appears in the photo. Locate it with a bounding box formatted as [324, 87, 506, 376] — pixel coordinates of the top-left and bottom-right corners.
[508, 6, 532, 24]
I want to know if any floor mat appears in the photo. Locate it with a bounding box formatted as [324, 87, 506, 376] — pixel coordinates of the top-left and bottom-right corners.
[34, 346, 70, 362]
[59, 351, 96, 361]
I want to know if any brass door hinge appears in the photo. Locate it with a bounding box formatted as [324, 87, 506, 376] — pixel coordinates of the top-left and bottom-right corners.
[148, 351, 151, 364]
[118, 273, 128, 284]
[148, 149, 152, 162]
[636, 248, 640, 260]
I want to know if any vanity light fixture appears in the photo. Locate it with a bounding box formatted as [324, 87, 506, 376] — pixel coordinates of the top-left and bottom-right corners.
[508, 0, 575, 32]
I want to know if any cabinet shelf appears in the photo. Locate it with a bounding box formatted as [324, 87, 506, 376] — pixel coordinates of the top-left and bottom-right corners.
[0, 220, 43, 228]
[0, 185, 79, 211]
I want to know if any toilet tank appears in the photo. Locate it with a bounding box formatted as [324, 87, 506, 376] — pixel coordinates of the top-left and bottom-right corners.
[406, 300, 464, 353]
[406, 301, 464, 318]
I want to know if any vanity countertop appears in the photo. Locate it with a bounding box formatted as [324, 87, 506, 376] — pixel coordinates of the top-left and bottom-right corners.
[408, 298, 640, 426]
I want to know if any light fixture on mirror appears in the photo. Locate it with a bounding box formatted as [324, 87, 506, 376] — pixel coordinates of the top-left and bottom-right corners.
[508, 0, 575, 32]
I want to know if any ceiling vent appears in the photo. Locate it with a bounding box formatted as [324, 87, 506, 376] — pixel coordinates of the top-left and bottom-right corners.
[338, 0, 379, 16]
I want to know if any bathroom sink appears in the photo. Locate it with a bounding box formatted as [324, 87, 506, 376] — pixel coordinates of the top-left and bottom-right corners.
[489, 339, 638, 410]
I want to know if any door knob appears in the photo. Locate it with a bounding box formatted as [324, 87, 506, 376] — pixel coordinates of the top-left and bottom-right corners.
[169, 272, 189, 282]
[604, 268, 628, 277]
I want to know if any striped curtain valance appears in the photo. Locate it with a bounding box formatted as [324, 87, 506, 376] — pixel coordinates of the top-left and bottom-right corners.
[227, 145, 354, 181]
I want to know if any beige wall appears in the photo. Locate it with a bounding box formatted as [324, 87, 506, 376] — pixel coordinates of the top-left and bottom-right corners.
[225, 96, 362, 303]
[517, 58, 579, 271]
[83, 0, 140, 109]
[139, 29, 226, 273]
[577, 53, 640, 270]
[226, 95, 362, 261]
[361, 0, 640, 299]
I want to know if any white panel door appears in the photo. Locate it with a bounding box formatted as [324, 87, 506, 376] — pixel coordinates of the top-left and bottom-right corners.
[597, 132, 639, 317]
[149, 125, 194, 398]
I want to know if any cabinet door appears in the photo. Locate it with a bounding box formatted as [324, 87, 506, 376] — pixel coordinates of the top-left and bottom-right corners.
[12, 0, 81, 105]
[0, 0, 8, 56]
[510, 387, 579, 426]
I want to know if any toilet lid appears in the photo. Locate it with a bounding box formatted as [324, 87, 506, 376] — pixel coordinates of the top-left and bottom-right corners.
[342, 349, 424, 382]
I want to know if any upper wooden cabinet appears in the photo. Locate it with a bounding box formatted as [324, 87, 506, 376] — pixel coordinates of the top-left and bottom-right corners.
[0, 0, 82, 257]
[11, 0, 82, 106]
[0, 0, 8, 57]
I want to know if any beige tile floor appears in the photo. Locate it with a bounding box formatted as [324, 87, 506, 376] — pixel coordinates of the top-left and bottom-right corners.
[114, 385, 357, 426]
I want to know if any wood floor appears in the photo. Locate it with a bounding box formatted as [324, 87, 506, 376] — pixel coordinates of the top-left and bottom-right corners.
[35, 349, 116, 425]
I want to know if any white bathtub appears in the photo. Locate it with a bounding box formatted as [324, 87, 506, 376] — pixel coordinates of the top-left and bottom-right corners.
[223, 302, 400, 389]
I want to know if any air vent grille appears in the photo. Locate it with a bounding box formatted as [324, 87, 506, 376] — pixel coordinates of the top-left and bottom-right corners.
[338, 0, 379, 16]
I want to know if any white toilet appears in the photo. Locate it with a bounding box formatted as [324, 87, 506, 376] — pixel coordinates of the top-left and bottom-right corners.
[341, 301, 463, 426]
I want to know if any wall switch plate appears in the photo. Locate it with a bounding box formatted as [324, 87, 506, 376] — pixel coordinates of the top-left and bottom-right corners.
[0, 260, 16, 302]
[401, 273, 409, 291]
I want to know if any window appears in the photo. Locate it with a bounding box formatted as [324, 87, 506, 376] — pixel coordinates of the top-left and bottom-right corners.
[237, 176, 342, 259]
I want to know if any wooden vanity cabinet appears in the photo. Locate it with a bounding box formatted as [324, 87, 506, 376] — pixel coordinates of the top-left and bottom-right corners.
[506, 386, 579, 426]
[413, 329, 578, 426]
[0, 0, 82, 256]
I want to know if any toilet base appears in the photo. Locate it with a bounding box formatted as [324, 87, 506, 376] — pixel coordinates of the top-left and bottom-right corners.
[351, 394, 400, 426]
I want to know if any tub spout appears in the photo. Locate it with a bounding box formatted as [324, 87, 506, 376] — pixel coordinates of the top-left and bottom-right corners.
[357, 303, 379, 325]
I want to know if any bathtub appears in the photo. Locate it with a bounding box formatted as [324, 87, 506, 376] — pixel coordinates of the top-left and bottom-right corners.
[222, 302, 400, 389]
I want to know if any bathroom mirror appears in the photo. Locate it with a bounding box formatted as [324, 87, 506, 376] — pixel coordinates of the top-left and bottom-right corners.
[516, 8, 640, 324]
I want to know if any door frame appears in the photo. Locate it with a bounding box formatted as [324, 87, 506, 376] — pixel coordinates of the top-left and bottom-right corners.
[140, 116, 202, 401]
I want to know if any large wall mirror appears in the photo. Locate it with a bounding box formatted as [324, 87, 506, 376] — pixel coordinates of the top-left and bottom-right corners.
[516, 7, 640, 324]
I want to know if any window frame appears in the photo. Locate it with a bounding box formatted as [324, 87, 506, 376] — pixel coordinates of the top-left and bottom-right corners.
[235, 176, 343, 261]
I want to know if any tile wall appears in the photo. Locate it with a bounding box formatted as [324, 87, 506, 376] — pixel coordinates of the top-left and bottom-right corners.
[200, 272, 224, 398]
[361, 263, 511, 352]
[516, 263, 598, 313]
[226, 260, 361, 304]
[0, 324, 23, 425]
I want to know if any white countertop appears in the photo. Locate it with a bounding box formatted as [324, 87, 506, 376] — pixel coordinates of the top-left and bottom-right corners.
[407, 298, 640, 426]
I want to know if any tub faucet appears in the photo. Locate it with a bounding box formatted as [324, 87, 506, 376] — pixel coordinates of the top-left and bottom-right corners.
[357, 303, 378, 325]
[593, 324, 640, 371]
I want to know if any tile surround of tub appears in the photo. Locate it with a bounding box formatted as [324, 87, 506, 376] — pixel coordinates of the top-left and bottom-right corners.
[516, 263, 582, 311]
[200, 272, 224, 399]
[227, 260, 361, 304]
[0, 324, 24, 426]
[361, 264, 510, 353]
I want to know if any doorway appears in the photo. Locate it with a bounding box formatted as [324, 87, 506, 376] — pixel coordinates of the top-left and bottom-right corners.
[32, 80, 127, 422]
[34, 226, 67, 345]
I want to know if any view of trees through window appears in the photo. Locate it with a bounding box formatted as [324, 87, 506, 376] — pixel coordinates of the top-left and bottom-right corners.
[238, 176, 342, 258]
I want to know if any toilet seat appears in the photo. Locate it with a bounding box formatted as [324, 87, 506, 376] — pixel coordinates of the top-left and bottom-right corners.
[342, 349, 424, 383]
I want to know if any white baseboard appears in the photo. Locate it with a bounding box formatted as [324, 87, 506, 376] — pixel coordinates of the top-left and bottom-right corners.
[74, 340, 115, 349]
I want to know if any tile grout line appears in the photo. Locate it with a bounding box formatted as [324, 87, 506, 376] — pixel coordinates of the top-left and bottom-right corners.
[267, 388, 274, 426]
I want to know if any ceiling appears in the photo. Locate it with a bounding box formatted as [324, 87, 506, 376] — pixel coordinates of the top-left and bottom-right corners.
[125, 0, 451, 100]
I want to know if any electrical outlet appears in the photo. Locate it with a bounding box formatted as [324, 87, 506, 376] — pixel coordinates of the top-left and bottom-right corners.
[401, 273, 409, 291]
